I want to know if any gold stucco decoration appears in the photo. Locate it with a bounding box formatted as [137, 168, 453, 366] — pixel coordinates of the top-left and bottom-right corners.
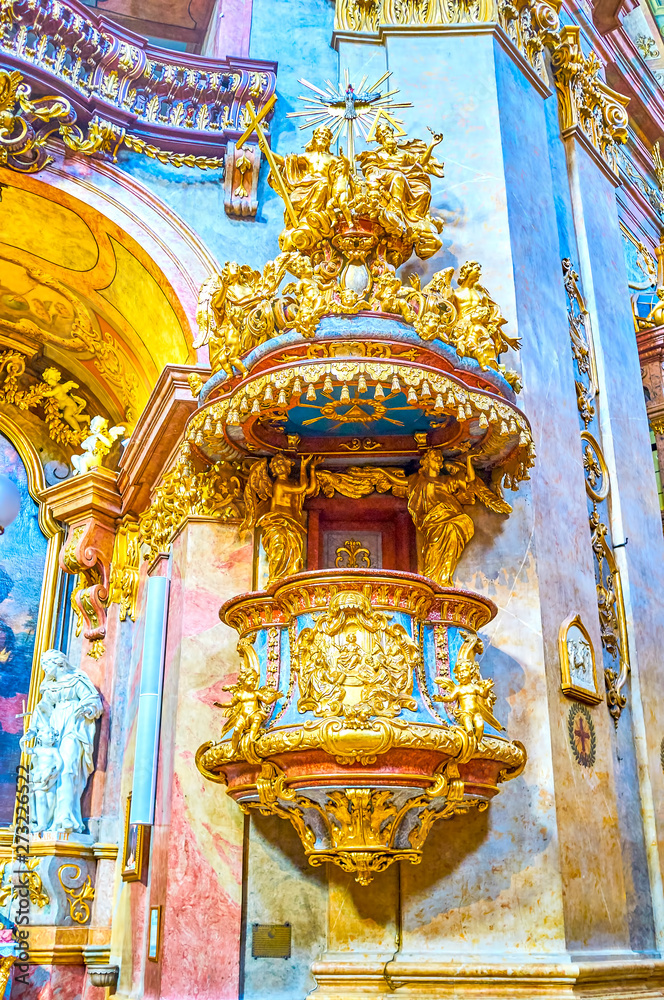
[138, 444, 247, 561]
[57, 863, 94, 924]
[333, 0, 560, 83]
[197, 574, 527, 884]
[0, 352, 90, 445]
[0, 69, 226, 175]
[549, 26, 629, 174]
[0, 857, 49, 907]
[195, 89, 522, 392]
[109, 520, 141, 622]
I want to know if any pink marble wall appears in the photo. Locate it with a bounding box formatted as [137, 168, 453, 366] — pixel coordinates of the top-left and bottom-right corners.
[11, 965, 87, 1000]
[144, 519, 252, 1000]
[201, 0, 253, 58]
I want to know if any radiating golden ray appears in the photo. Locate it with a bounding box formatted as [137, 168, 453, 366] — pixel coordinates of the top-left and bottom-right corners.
[286, 73, 412, 163]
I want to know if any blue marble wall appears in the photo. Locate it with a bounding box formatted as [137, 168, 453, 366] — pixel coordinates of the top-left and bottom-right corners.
[568, 138, 664, 954]
[117, 0, 337, 271]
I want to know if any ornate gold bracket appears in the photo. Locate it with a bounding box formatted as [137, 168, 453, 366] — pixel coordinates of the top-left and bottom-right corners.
[40, 469, 122, 659]
[243, 759, 488, 885]
[109, 520, 141, 623]
[549, 27, 629, 177]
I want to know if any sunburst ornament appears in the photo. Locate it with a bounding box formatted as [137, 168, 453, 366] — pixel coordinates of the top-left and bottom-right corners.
[286, 69, 412, 164]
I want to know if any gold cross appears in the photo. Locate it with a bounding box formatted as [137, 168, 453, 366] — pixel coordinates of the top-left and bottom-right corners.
[237, 95, 298, 229]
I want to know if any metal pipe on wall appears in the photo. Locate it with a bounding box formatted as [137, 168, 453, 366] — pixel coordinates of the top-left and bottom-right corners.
[130, 574, 170, 826]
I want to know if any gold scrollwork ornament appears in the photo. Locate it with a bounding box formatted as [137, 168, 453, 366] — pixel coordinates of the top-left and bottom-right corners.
[57, 863, 95, 924]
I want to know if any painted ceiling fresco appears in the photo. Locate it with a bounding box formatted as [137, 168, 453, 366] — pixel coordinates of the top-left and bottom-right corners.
[0, 176, 194, 429]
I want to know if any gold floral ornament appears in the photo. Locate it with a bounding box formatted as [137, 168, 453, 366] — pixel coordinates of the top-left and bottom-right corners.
[138, 443, 246, 561]
[0, 857, 49, 908]
[0, 68, 73, 173]
[57, 863, 94, 924]
[239, 453, 321, 585]
[334, 538, 371, 567]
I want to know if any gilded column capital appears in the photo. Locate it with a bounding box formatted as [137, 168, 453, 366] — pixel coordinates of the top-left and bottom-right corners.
[333, 0, 560, 85]
[549, 25, 629, 176]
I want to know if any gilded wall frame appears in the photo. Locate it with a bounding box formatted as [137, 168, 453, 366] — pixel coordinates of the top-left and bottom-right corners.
[559, 613, 602, 705]
[121, 792, 147, 882]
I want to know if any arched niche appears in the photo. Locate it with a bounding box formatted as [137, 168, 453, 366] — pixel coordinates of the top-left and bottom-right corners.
[0, 415, 63, 827]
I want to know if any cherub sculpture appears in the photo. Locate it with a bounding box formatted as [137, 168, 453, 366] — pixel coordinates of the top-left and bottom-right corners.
[356, 122, 445, 259]
[71, 416, 125, 476]
[240, 453, 321, 585]
[39, 368, 89, 435]
[449, 262, 520, 376]
[411, 268, 457, 342]
[370, 268, 419, 323]
[406, 450, 511, 587]
[434, 631, 502, 743]
[219, 636, 282, 751]
[25, 727, 62, 833]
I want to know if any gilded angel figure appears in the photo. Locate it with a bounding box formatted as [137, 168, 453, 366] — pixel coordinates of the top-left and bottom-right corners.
[195, 258, 290, 380]
[356, 122, 445, 259]
[406, 450, 511, 587]
[219, 636, 282, 751]
[450, 262, 520, 377]
[434, 631, 502, 743]
[240, 453, 321, 585]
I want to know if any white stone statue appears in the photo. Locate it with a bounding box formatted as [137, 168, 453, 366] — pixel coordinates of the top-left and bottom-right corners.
[71, 416, 125, 476]
[20, 650, 103, 835]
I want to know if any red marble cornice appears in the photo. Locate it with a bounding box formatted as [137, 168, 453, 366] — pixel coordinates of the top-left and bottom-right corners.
[637, 324, 664, 362]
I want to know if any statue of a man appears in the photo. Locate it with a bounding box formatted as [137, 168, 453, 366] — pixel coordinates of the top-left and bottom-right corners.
[356, 122, 444, 259]
[266, 125, 352, 249]
[20, 650, 102, 835]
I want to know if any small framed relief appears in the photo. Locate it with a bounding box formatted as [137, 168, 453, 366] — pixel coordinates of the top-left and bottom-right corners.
[559, 614, 602, 705]
[121, 793, 148, 883]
